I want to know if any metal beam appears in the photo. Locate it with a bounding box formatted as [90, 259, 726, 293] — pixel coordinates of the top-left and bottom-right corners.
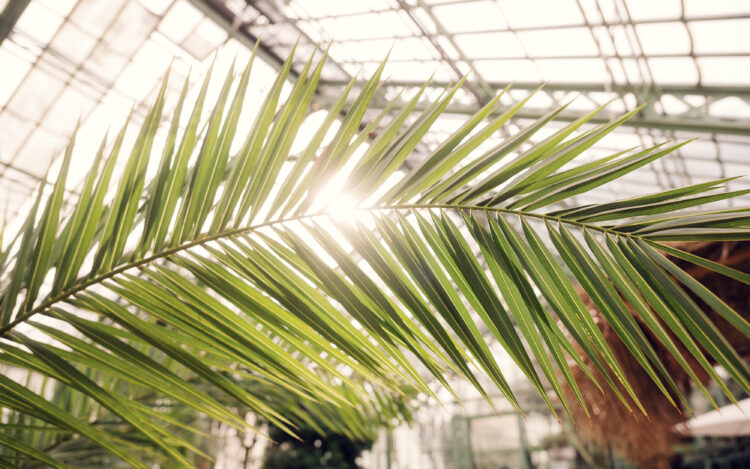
[274, 13, 750, 43]
[186, 0, 295, 75]
[396, 0, 487, 104]
[437, 103, 749, 136]
[330, 51, 750, 62]
[316, 79, 750, 136]
[0, 0, 30, 46]
[191, 1, 750, 138]
[316, 94, 750, 137]
[319, 79, 750, 98]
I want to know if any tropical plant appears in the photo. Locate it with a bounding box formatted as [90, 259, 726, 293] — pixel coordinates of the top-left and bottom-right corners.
[1, 43, 749, 467]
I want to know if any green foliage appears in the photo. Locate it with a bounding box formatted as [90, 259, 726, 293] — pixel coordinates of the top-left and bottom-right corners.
[0, 43, 749, 467]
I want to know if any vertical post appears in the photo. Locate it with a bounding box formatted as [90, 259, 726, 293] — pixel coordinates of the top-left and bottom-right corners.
[386, 427, 393, 469]
[451, 416, 473, 469]
[517, 413, 532, 469]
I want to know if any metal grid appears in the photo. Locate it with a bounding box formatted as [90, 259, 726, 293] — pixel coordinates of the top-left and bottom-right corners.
[209, 0, 750, 132]
[1, 0, 750, 213]
[190, 0, 750, 208]
[0, 0, 263, 219]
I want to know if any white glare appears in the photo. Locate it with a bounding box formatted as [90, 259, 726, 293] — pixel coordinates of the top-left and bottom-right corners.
[315, 182, 358, 222]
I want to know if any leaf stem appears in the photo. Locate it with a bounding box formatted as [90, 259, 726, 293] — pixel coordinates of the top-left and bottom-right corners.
[0, 203, 645, 337]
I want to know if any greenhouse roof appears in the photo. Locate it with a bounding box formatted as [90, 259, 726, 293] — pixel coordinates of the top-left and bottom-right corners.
[1, 0, 749, 219]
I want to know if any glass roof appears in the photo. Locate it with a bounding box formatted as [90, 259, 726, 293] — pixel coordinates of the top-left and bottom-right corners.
[0, 0, 276, 220]
[1, 0, 750, 219]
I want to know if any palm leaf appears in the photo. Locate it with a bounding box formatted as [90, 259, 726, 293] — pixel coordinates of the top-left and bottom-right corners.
[1, 46, 749, 467]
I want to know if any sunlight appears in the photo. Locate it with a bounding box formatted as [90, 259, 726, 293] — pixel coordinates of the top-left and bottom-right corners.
[311, 171, 383, 230]
[326, 193, 358, 222]
[314, 180, 359, 222]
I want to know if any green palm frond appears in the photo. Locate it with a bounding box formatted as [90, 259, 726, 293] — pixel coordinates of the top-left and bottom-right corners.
[1, 44, 749, 467]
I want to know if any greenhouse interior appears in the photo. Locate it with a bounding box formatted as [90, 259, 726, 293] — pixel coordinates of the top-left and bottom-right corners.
[0, 0, 749, 468]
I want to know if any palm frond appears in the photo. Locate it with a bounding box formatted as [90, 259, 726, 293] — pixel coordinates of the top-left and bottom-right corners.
[1, 44, 749, 467]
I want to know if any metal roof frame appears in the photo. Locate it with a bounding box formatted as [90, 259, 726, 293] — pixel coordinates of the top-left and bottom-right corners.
[190, 0, 750, 137]
[1, 0, 749, 219]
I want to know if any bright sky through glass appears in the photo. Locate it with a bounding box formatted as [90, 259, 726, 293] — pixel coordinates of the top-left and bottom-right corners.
[1, 0, 750, 224]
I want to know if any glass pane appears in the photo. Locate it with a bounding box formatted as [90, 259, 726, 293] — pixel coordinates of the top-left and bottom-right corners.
[710, 97, 750, 119]
[648, 57, 699, 84]
[41, 86, 98, 135]
[87, 43, 129, 83]
[114, 62, 158, 101]
[37, 0, 77, 17]
[454, 32, 525, 59]
[0, 180, 35, 217]
[13, 128, 68, 178]
[292, 0, 386, 18]
[625, 0, 682, 21]
[499, 0, 583, 29]
[315, 12, 415, 41]
[635, 22, 691, 55]
[51, 22, 97, 64]
[0, 47, 31, 106]
[103, 1, 159, 57]
[337, 37, 436, 62]
[181, 18, 228, 60]
[697, 57, 750, 85]
[131, 40, 172, 77]
[684, 0, 750, 17]
[518, 27, 598, 58]
[659, 94, 690, 115]
[537, 58, 608, 83]
[138, 0, 172, 15]
[0, 113, 34, 162]
[475, 59, 541, 82]
[607, 58, 644, 84]
[382, 60, 451, 81]
[432, 1, 507, 33]
[689, 19, 750, 55]
[70, 0, 128, 38]
[6, 67, 66, 121]
[158, 0, 204, 44]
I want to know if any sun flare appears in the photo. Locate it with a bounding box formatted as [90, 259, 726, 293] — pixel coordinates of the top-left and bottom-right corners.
[324, 193, 358, 221]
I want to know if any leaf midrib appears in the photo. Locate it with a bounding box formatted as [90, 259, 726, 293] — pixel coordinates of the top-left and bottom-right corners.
[0, 203, 643, 338]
